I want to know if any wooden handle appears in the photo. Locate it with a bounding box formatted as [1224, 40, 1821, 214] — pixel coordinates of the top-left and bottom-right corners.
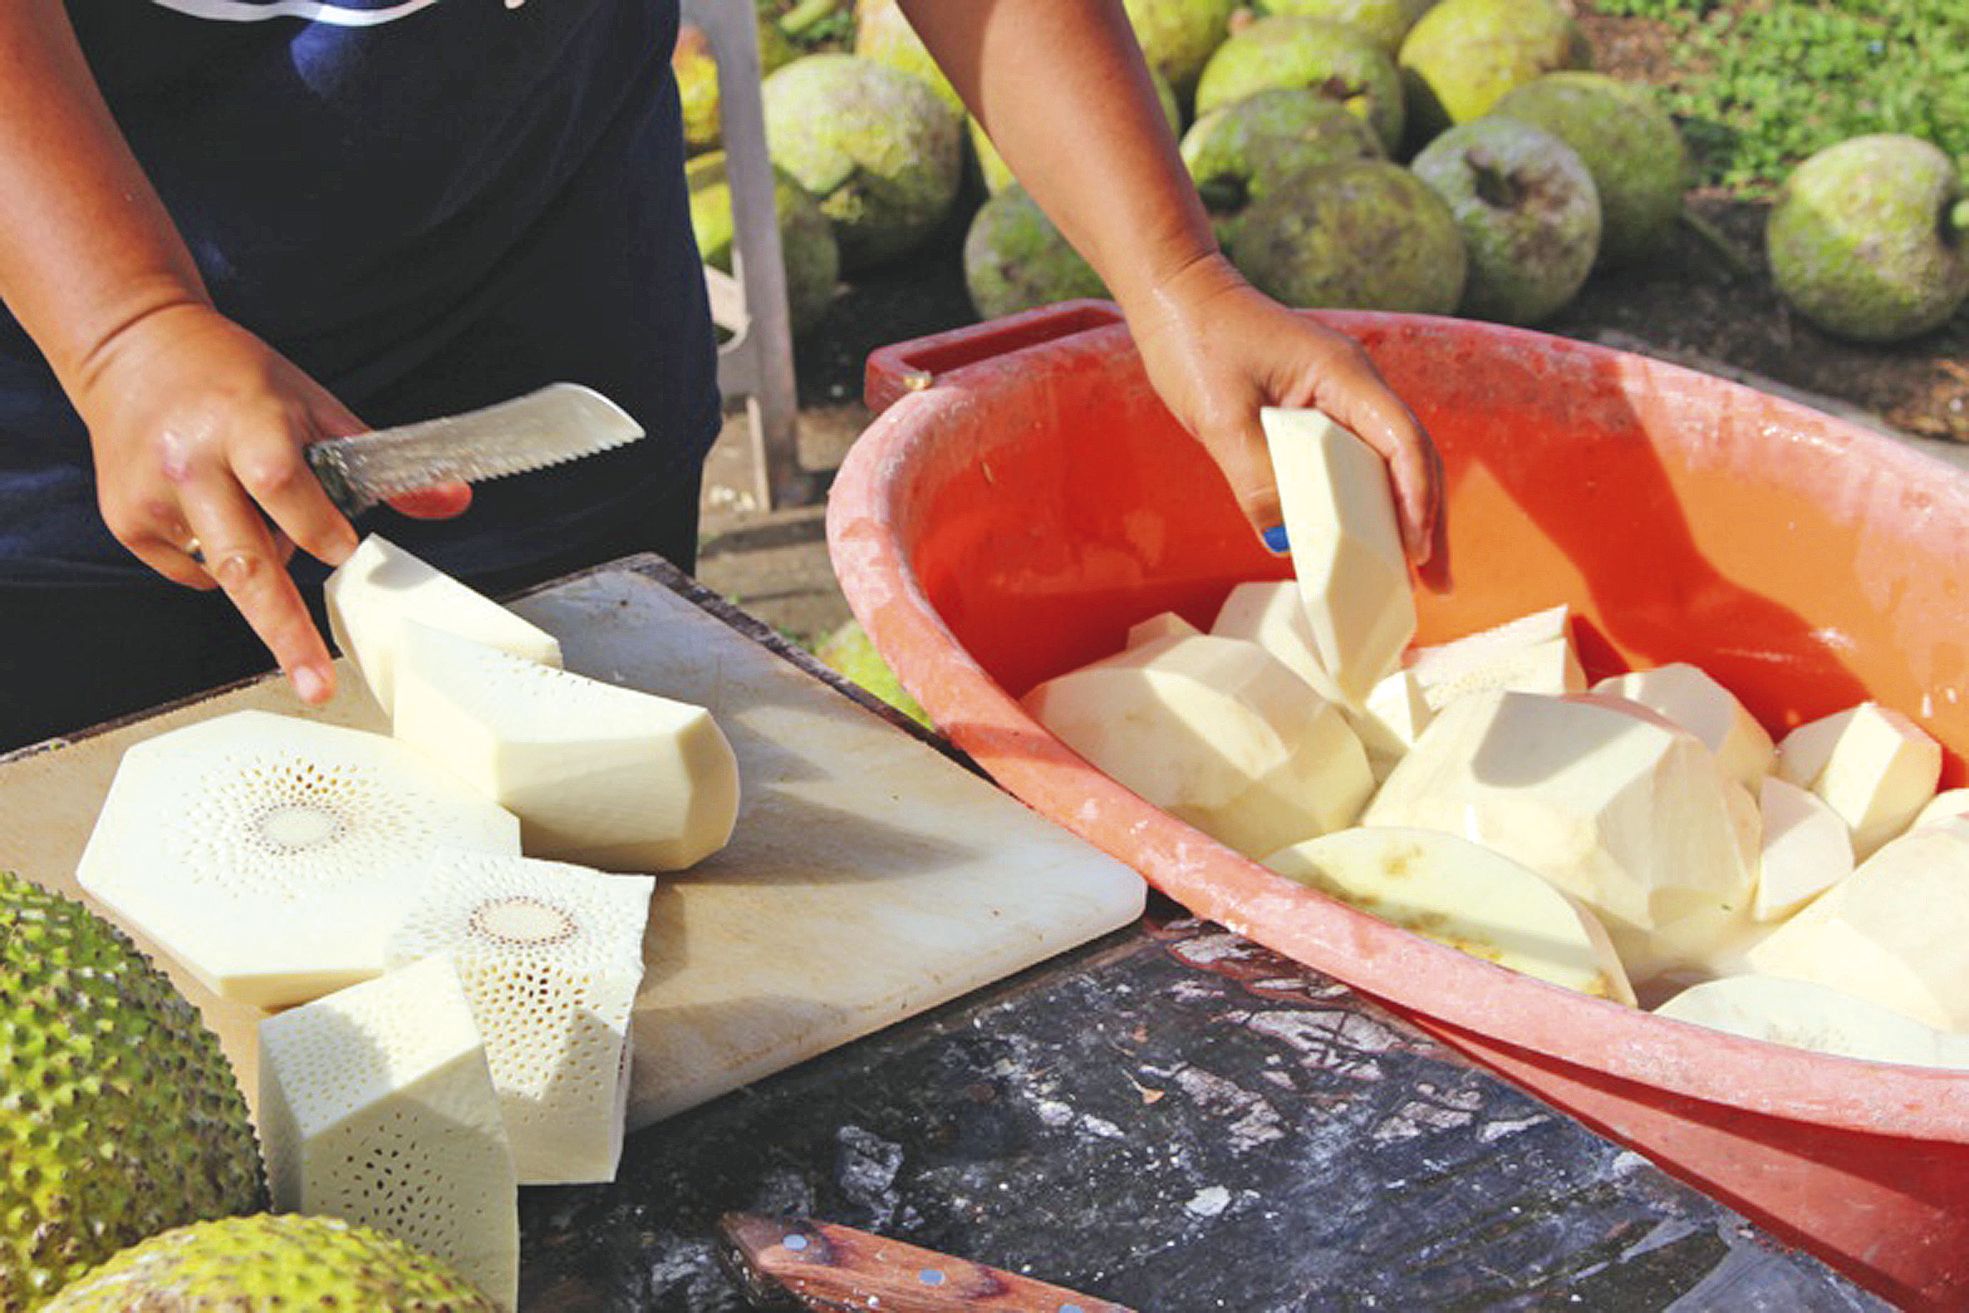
[718, 1214, 1136, 1313]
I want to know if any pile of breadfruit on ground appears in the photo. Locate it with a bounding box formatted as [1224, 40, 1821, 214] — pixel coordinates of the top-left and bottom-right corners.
[678, 0, 1967, 344]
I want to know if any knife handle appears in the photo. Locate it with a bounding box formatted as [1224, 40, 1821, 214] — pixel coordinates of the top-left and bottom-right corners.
[718, 1214, 1135, 1313]
[305, 442, 371, 519]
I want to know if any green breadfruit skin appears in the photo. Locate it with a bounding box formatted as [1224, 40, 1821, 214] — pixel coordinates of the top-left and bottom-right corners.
[1256, 0, 1439, 54]
[962, 186, 1108, 321]
[1, 871, 264, 1312]
[1122, 0, 1238, 103]
[763, 54, 963, 270]
[1767, 134, 1969, 345]
[42, 1214, 497, 1313]
[1397, 0, 1591, 147]
[1180, 88, 1384, 246]
[815, 621, 933, 728]
[853, 0, 963, 116]
[686, 152, 842, 335]
[974, 67, 1182, 195]
[1492, 72, 1687, 267]
[1233, 158, 1467, 313]
[1411, 117, 1600, 325]
[671, 16, 798, 158]
[1195, 16, 1405, 154]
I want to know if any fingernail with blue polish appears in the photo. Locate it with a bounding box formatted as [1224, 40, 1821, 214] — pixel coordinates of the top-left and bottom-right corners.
[1262, 525, 1291, 554]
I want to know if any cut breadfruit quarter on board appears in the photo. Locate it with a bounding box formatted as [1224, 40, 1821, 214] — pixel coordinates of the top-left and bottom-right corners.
[1775, 702, 1941, 860]
[1655, 975, 1969, 1070]
[326, 534, 563, 715]
[1126, 611, 1202, 648]
[386, 850, 654, 1185]
[1211, 580, 1348, 704]
[1263, 827, 1635, 1005]
[1364, 690, 1757, 985]
[1261, 407, 1415, 704]
[76, 710, 520, 1009]
[1753, 777, 1854, 923]
[391, 622, 740, 872]
[1746, 823, 1969, 1032]
[1912, 788, 1969, 831]
[1593, 663, 1775, 791]
[1023, 634, 1372, 860]
[259, 953, 519, 1309]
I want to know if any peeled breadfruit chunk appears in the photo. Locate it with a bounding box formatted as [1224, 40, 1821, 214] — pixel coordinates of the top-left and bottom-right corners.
[76, 710, 521, 1008]
[1364, 690, 1757, 983]
[1656, 976, 1969, 1070]
[1355, 667, 1433, 779]
[1023, 634, 1373, 858]
[1594, 663, 1774, 790]
[1127, 611, 1203, 648]
[259, 954, 519, 1309]
[326, 535, 562, 715]
[1753, 777, 1853, 923]
[1416, 635, 1583, 712]
[1405, 604, 1570, 687]
[1910, 787, 1969, 832]
[1264, 827, 1635, 1004]
[1262, 407, 1415, 703]
[385, 851, 655, 1185]
[392, 623, 741, 872]
[1747, 824, 1969, 1032]
[1775, 702, 1941, 860]
[1211, 579, 1347, 703]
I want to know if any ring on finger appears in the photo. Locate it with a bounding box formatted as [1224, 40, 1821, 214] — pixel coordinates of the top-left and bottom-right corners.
[184, 536, 205, 565]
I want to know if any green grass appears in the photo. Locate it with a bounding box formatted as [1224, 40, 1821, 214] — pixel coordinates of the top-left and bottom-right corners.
[1591, 0, 1969, 193]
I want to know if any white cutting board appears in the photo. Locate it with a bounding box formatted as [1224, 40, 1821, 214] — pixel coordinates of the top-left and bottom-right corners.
[0, 563, 1145, 1129]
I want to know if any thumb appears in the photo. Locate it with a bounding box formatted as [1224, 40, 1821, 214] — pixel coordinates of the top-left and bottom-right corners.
[1203, 418, 1283, 541]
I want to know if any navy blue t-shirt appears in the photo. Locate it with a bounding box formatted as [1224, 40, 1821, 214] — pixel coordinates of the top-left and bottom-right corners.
[0, 0, 719, 584]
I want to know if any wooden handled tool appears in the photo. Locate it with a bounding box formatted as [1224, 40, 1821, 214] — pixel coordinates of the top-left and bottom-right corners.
[717, 1214, 1137, 1313]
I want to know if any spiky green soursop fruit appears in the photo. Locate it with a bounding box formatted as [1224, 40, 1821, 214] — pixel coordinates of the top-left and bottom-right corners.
[1181, 87, 1384, 248]
[973, 67, 1182, 196]
[1, 871, 263, 1312]
[1411, 117, 1601, 325]
[1397, 0, 1591, 146]
[1195, 16, 1405, 154]
[853, 0, 962, 115]
[962, 187, 1107, 321]
[1232, 158, 1466, 313]
[1123, 0, 1238, 104]
[42, 1214, 497, 1313]
[687, 152, 841, 336]
[1768, 135, 1969, 345]
[764, 54, 963, 269]
[1492, 72, 1687, 268]
[1258, 0, 1439, 54]
[816, 620, 932, 728]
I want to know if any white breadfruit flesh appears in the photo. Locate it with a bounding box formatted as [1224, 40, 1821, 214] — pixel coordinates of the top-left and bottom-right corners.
[1211, 579, 1349, 704]
[258, 954, 519, 1309]
[1264, 826, 1635, 1004]
[1023, 633, 1373, 859]
[1753, 776, 1854, 923]
[1262, 407, 1415, 704]
[1656, 975, 1969, 1070]
[391, 623, 741, 872]
[1416, 635, 1583, 712]
[75, 710, 521, 1008]
[1127, 611, 1203, 647]
[1363, 690, 1757, 984]
[1593, 663, 1775, 790]
[385, 850, 655, 1185]
[1775, 703, 1942, 860]
[1912, 787, 1969, 831]
[1746, 824, 1969, 1032]
[1354, 667, 1433, 779]
[326, 534, 562, 715]
[1405, 604, 1570, 686]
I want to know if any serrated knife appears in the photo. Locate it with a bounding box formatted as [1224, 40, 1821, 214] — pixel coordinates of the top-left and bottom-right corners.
[304, 382, 645, 516]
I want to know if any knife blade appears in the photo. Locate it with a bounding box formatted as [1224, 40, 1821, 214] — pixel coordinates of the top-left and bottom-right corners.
[304, 382, 645, 516]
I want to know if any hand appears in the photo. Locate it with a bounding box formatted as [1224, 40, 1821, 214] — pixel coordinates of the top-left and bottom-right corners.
[73, 302, 471, 703]
[1125, 254, 1442, 564]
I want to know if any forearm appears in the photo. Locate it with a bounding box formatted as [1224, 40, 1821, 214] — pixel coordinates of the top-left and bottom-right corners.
[898, 0, 1218, 315]
[0, 1, 208, 398]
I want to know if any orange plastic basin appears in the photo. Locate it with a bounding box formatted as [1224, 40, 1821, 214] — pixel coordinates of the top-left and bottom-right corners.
[827, 301, 1969, 1309]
